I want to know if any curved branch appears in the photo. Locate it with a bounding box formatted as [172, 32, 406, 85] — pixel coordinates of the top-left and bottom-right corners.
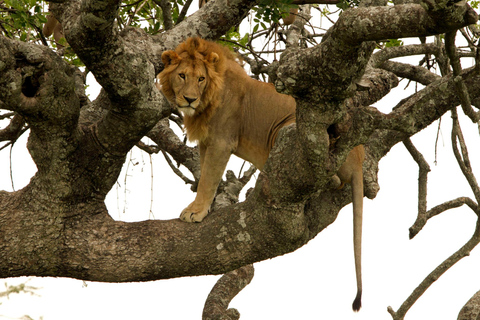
[378, 60, 440, 85]
[202, 265, 255, 320]
[388, 208, 480, 320]
[445, 31, 480, 122]
[403, 138, 431, 239]
[277, 2, 477, 99]
[147, 118, 201, 181]
[372, 43, 441, 66]
[458, 290, 480, 320]
[0, 114, 26, 143]
[367, 65, 480, 160]
[451, 109, 480, 203]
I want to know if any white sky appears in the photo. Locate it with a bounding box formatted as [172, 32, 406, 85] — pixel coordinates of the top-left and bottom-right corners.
[1, 5, 480, 320]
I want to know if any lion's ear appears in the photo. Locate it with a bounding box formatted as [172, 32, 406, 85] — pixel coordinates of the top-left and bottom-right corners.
[206, 52, 219, 64]
[162, 50, 181, 67]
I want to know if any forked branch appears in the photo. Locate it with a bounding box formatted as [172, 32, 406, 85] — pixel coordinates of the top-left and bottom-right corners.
[388, 210, 480, 320]
[388, 109, 480, 319]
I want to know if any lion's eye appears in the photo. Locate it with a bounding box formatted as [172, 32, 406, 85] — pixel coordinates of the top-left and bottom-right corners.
[198, 77, 205, 82]
[179, 73, 185, 79]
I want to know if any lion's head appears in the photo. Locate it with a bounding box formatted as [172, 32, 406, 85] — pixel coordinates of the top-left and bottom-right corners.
[158, 38, 227, 118]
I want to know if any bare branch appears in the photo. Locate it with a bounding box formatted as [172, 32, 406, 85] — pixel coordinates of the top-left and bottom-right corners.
[161, 150, 195, 186]
[0, 114, 26, 142]
[426, 197, 479, 220]
[389, 210, 480, 320]
[147, 118, 201, 181]
[176, 0, 194, 24]
[285, 5, 312, 48]
[372, 43, 441, 66]
[379, 60, 440, 85]
[458, 290, 480, 320]
[445, 31, 480, 122]
[403, 138, 431, 239]
[153, 0, 173, 31]
[451, 109, 480, 203]
[202, 265, 255, 320]
[136, 141, 160, 154]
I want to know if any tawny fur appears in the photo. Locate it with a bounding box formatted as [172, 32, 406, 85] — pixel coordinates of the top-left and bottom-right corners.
[158, 37, 365, 311]
[43, 13, 65, 47]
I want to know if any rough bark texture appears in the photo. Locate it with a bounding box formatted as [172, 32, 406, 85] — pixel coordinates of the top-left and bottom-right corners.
[0, 0, 478, 300]
[458, 290, 480, 320]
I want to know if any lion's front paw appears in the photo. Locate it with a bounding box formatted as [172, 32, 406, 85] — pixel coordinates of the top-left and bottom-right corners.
[180, 203, 209, 223]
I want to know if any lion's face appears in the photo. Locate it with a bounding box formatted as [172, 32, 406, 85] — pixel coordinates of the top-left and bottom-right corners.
[159, 43, 221, 118]
[167, 58, 208, 117]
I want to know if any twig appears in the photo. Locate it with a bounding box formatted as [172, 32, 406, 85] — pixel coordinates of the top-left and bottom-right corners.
[147, 118, 201, 181]
[176, 0, 193, 24]
[161, 150, 194, 185]
[218, 38, 269, 64]
[425, 197, 478, 220]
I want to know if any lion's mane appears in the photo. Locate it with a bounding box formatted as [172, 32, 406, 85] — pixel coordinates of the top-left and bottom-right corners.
[159, 38, 238, 141]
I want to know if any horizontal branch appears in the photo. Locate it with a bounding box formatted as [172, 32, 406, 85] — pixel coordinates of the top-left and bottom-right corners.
[336, 4, 478, 45]
[276, 2, 477, 100]
[379, 60, 440, 85]
[367, 65, 480, 162]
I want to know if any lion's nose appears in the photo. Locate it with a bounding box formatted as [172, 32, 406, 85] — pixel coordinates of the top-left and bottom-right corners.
[184, 96, 197, 105]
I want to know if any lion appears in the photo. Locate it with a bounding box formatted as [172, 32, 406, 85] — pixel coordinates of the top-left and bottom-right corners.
[157, 37, 365, 311]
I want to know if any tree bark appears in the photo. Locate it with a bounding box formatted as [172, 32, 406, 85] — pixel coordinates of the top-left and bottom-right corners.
[0, 0, 478, 286]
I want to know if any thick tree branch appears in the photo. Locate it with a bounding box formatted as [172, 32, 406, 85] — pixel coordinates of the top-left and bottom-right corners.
[2, 3, 480, 314]
[202, 265, 254, 320]
[367, 65, 480, 162]
[153, 0, 173, 31]
[378, 60, 441, 85]
[458, 290, 480, 320]
[277, 4, 477, 99]
[372, 43, 442, 65]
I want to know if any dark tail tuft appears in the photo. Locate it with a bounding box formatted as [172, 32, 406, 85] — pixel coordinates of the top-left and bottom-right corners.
[352, 290, 362, 312]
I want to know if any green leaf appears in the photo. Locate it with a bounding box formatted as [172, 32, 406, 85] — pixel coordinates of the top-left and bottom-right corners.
[385, 39, 404, 47]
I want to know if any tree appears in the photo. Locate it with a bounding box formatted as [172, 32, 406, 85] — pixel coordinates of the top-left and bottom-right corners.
[1, 0, 480, 319]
